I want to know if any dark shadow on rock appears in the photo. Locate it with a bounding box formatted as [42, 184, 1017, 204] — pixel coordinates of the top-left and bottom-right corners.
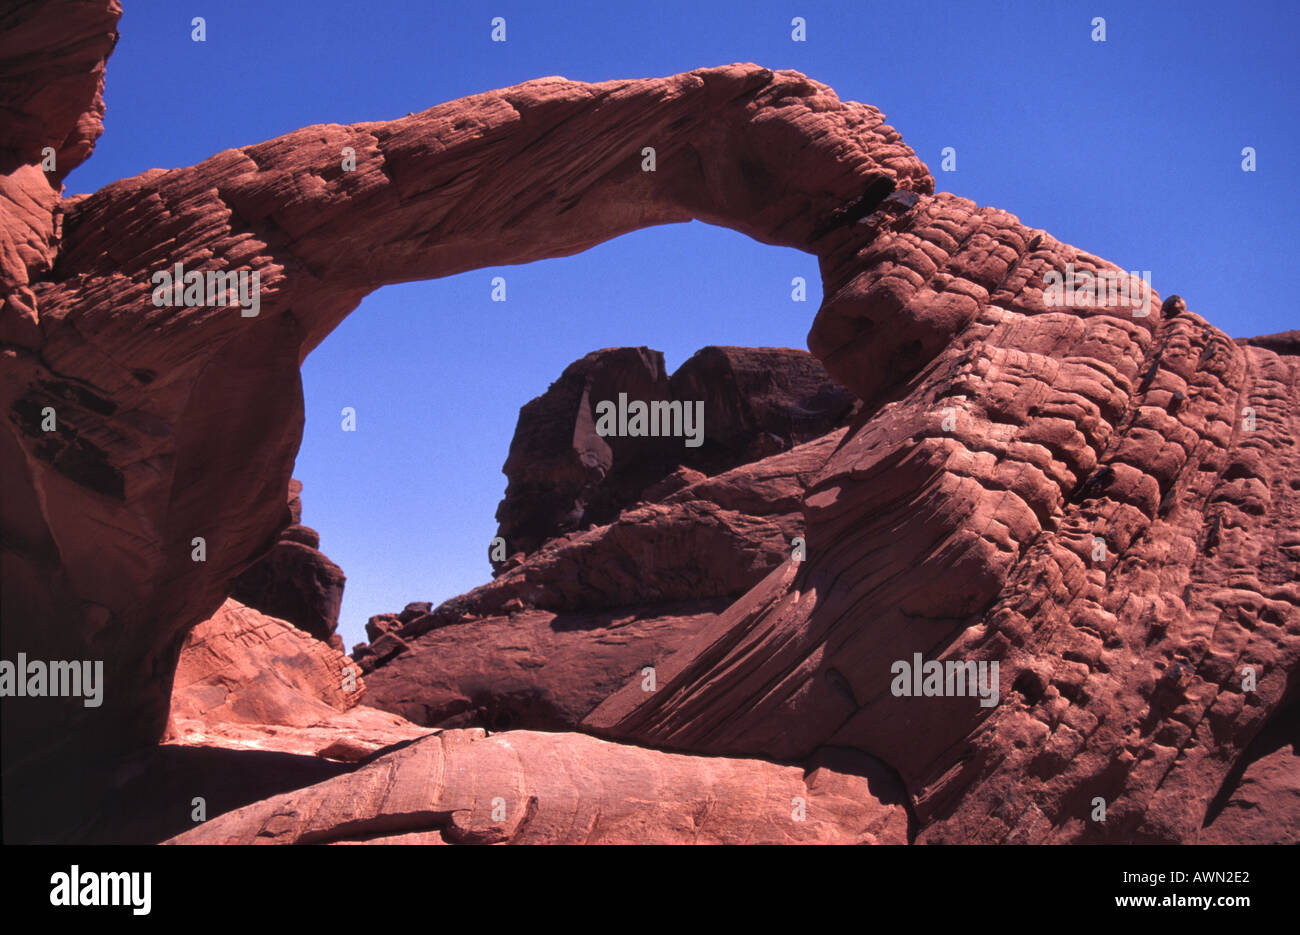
[4, 744, 356, 845]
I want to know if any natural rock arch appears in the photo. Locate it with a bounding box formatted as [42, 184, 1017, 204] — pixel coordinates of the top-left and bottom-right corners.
[3, 55, 931, 772]
[4, 1, 1297, 844]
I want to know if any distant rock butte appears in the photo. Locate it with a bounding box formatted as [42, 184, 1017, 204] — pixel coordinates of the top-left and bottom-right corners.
[492, 345, 855, 557]
[2, 0, 1296, 844]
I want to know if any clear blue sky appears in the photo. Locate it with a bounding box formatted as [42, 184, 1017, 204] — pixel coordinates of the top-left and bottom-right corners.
[68, 1, 1299, 651]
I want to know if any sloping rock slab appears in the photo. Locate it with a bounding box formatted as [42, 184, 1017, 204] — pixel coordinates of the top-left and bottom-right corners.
[167, 729, 909, 845]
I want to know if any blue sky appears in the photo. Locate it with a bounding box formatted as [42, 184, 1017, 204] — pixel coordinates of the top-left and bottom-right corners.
[69, 1, 1299, 650]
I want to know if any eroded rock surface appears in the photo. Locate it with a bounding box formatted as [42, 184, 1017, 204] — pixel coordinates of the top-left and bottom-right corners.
[0, 0, 119, 349]
[361, 604, 726, 730]
[2, 44, 927, 796]
[586, 287, 1300, 845]
[166, 729, 910, 845]
[357, 379, 849, 727]
[168, 598, 428, 763]
[2, 0, 1296, 845]
[494, 345, 854, 557]
[1199, 701, 1299, 844]
[230, 480, 347, 646]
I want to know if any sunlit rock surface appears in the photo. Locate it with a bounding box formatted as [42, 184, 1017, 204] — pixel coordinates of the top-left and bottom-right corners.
[2, 0, 1295, 845]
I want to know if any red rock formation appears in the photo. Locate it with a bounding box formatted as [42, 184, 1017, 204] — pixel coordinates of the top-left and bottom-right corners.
[361, 603, 726, 730]
[494, 345, 853, 557]
[230, 480, 347, 646]
[4, 38, 926, 798]
[171, 599, 362, 724]
[2, 0, 1296, 846]
[495, 346, 674, 557]
[357, 416, 845, 727]
[1199, 701, 1299, 844]
[166, 729, 910, 845]
[1237, 330, 1300, 357]
[586, 296, 1300, 844]
[0, 0, 119, 349]
[168, 598, 430, 760]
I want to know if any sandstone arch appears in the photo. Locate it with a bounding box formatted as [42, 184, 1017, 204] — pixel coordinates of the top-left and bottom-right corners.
[3, 1, 1297, 844]
[3, 34, 931, 775]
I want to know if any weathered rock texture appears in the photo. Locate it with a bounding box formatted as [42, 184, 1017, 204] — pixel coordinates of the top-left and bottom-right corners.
[356, 355, 849, 727]
[166, 729, 910, 845]
[1199, 700, 1299, 844]
[167, 596, 428, 785]
[171, 598, 362, 725]
[494, 345, 854, 557]
[168, 597, 428, 764]
[229, 479, 347, 646]
[2, 0, 1296, 845]
[5, 596, 431, 843]
[361, 603, 726, 730]
[4, 23, 928, 794]
[1237, 330, 1300, 358]
[0, 0, 119, 349]
[585, 296, 1300, 845]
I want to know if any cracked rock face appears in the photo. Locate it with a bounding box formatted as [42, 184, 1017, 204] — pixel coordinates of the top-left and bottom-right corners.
[3, 0, 1297, 844]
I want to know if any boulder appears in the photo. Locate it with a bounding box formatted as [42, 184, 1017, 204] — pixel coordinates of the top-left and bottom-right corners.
[166, 729, 910, 845]
[228, 480, 347, 643]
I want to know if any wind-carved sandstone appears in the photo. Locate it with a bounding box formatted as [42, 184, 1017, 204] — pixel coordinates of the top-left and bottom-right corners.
[2, 0, 1296, 844]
